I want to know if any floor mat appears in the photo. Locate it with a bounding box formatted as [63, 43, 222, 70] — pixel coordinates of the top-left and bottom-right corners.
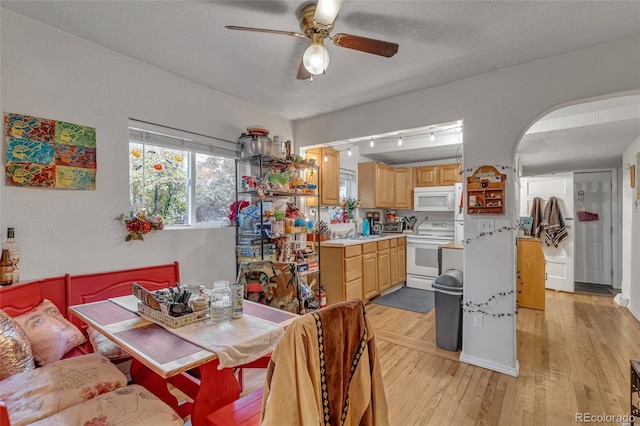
[575, 282, 613, 295]
[373, 287, 435, 314]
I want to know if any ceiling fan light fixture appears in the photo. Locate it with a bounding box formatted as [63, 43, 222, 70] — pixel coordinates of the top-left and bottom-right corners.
[303, 37, 330, 75]
[314, 0, 342, 26]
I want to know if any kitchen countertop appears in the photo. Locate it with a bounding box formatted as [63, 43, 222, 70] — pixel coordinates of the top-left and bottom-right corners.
[320, 234, 406, 247]
[439, 242, 464, 250]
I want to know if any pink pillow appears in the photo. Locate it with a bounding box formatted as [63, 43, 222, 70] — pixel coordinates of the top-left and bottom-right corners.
[13, 299, 86, 366]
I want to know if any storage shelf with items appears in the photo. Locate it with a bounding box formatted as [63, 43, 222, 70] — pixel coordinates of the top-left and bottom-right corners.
[466, 165, 506, 215]
[235, 154, 322, 308]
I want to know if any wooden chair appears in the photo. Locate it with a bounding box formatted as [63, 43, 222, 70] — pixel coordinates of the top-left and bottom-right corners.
[207, 299, 389, 426]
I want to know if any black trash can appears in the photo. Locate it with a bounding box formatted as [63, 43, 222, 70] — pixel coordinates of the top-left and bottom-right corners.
[432, 269, 464, 351]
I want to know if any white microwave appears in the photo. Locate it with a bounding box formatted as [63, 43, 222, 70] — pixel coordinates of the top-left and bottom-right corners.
[413, 186, 456, 211]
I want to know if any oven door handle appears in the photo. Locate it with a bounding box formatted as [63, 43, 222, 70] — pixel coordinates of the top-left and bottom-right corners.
[407, 240, 442, 248]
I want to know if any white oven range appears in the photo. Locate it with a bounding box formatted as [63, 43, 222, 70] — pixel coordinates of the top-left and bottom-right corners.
[406, 221, 455, 291]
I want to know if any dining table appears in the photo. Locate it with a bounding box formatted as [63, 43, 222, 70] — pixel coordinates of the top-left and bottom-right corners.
[69, 295, 298, 426]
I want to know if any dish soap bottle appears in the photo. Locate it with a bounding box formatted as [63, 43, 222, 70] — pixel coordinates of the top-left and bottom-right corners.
[2, 228, 20, 282]
[362, 219, 370, 236]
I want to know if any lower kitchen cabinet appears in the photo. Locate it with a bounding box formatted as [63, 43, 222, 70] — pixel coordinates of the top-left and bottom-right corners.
[390, 238, 399, 286]
[517, 238, 545, 310]
[362, 243, 378, 299]
[320, 244, 362, 306]
[320, 236, 406, 305]
[377, 240, 391, 292]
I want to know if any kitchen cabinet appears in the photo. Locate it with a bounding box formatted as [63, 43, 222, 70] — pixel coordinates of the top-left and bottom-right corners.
[415, 163, 462, 187]
[358, 162, 411, 209]
[389, 238, 399, 286]
[320, 244, 362, 306]
[377, 239, 391, 291]
[517, 238, 545, 310]
[320, 236, 406, 304]
[305, 147, 340, 206]
[394, 167, 412, 209]
[362, 243, 378, 299]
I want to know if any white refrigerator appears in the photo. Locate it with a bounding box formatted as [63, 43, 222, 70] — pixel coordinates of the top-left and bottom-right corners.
[454, 182, 464, 242]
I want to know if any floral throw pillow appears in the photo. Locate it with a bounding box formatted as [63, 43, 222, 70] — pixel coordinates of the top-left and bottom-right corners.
[13, 299, 86, 366]
[0, 309, 35, 380]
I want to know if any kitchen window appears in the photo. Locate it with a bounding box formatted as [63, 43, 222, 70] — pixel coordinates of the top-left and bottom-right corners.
[128, 121, 239, 227]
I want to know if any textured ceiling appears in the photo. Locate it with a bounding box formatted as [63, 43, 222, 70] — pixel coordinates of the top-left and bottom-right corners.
[2, 0, 640, 168]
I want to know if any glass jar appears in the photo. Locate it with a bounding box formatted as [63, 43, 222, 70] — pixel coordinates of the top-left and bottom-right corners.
[210, 281, 232, 323]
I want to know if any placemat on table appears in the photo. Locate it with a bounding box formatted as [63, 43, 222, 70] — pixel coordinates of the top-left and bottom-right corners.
[72, 300, 139, 325]
[114, 324, 203, 364]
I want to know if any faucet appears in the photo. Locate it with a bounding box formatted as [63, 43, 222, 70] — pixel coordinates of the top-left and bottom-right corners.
[345, 228, 355, 238]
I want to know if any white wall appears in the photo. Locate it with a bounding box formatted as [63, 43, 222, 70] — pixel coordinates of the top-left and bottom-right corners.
[622, 135, 640, 320]
[294, 36, 640, 376]
[0, 11, 293, 285]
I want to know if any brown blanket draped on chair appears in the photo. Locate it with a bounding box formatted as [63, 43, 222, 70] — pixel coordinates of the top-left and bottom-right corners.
[260, 299, 389, 426]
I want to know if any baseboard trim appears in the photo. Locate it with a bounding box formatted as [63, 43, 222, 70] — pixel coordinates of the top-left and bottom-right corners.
[459, 352, 519, 377]
[628, 303, 640, 323]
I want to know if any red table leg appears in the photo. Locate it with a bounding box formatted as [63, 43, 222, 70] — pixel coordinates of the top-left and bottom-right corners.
[190, 359, 240, 426]
[130, 358, 193, 419]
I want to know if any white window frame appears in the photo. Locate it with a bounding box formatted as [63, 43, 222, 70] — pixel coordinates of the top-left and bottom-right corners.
[128, 120, 239, 229]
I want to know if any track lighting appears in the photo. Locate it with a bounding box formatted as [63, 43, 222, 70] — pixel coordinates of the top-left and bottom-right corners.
[324, 153, 328, 162]
[347, 147, 352, 156]
[398, 136, 403, 146]
[370, 137, 374, 147]
[430, 133, 435, 142]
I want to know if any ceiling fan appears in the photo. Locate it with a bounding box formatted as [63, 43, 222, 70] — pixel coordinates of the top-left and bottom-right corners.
[225, 0, 399, 80]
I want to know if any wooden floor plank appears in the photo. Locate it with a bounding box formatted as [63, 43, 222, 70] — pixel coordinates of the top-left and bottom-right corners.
[238, 290, 640, 425]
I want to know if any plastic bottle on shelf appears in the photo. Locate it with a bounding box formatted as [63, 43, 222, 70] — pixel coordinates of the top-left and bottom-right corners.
[211, 281, 232, 323]
[2, 228, 20, 282]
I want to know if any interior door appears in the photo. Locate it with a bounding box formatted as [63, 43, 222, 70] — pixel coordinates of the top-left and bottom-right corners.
[520, 173, 575, 293]
[574, 172, 612, 285]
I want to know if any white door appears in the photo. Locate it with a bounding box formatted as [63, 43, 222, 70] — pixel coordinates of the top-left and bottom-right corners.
[520, 173, 575, 293]
[574, 172, 612, 285]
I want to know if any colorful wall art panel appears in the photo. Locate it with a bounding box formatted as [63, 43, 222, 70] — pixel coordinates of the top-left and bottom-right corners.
[4, 113, 96, 189]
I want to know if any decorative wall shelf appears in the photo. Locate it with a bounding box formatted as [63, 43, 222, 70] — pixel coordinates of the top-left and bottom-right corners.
[466, 165, 506, 215]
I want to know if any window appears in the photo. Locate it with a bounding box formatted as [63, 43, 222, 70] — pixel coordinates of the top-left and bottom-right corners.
[339, 168, 355, 200]
[128, 121, 238, 227]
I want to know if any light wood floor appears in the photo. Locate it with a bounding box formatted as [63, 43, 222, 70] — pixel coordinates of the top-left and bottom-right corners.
[241, 290, 640, 425]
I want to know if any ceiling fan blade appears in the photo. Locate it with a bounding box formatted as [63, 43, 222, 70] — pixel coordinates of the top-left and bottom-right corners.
[297, 57, 312, 80]
[332, 33, 399, 58]
[314, 0, 342, 26]
[225, 26, 306, 38]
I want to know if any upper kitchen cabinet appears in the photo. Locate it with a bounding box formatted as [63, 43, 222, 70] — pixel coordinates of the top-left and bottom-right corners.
[358, 162, 410, 209]
[415, 163, 462, 187]
[394, 167, 412, 209]
[305, 147, 340, 206]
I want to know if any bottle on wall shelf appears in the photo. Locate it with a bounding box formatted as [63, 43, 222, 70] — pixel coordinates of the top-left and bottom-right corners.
[2, 228, 20, 283]
[0, 249, 13, 286]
